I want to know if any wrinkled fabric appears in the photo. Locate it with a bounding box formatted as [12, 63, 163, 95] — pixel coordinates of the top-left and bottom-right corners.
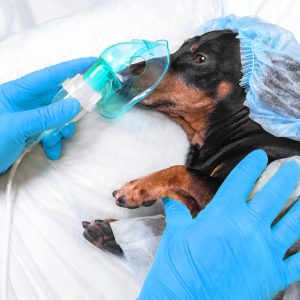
[198, 15, 300, 141]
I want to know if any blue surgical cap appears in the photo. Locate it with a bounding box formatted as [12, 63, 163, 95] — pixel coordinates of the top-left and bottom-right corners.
[198, 15, 300, 141]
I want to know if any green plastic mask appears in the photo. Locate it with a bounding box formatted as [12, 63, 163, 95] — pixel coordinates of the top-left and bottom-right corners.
[83, 39, 170, 118]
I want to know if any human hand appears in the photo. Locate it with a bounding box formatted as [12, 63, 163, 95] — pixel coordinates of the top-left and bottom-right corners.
[139, 150, 300, 300]
[0, 57, 96, 173]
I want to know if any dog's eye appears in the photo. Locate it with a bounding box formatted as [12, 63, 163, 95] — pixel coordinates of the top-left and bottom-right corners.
[194, 54, 207, 64]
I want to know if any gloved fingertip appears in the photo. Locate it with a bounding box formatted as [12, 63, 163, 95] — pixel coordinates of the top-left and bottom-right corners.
[246, 149, 268, 167]
[42, 132, 62, 148]
[61, 123, 76, 139]
[44, 143, 62, 160]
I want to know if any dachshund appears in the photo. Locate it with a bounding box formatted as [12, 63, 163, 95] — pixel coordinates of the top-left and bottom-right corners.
[82, 30, 300, 293]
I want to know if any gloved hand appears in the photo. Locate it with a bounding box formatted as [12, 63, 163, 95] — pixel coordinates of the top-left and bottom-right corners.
[0, 57, 96, 173]
[139, 150, 300, 300]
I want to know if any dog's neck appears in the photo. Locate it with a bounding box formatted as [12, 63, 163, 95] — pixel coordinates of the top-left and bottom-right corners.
[202, 88, 255, 147]
[168, 109, 213, 146]
[169, 87, 253, 148]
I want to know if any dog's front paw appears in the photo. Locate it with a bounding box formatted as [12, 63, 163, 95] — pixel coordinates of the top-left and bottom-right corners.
[113, 179, 157, 209]
[82, 219, 123, 255]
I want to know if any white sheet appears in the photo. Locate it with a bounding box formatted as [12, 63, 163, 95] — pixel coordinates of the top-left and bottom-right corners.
[0, 0, 106, 41]
[0, 0, 300, 299]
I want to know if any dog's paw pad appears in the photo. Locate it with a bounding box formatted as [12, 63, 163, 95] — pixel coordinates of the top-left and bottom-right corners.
[82, 219, 123, 255]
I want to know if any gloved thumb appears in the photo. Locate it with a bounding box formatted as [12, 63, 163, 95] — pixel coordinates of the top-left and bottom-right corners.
[17, 98, 81, 139]
[163, 198, 192, 231]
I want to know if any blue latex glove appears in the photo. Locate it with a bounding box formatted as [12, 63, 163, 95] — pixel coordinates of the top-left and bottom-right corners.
[0, 57, 96, 173]
[139, 150, 300, 300]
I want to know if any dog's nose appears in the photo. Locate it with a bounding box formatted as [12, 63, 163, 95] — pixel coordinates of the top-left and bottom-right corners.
[116, 196, 126, 206]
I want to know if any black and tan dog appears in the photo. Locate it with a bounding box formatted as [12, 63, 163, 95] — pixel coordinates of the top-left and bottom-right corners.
[83, 30, 300, 266]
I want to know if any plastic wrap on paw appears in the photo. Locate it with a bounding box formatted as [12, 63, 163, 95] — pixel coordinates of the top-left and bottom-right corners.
[110, 215, 166, 285]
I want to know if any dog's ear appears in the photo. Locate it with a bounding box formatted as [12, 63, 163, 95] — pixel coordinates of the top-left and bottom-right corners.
[82, 221, 91, 229]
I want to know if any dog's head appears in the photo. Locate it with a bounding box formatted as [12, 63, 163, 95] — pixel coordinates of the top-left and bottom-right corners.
[141, 30, 244, 145]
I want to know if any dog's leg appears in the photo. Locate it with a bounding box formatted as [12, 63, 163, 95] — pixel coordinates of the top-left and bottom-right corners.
[83, 168, 219, 253]
[113, 166, 220, 214]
